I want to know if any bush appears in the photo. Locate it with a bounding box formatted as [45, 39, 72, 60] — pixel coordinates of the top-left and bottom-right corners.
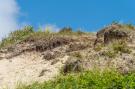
[125, 23, 135, 30]
[103, 42, 131, 58]
[9, 26, 33, 39]
[71, 52, 83, 59]
[59, 27, 73, 34]
[61, 59, 83, 74]
[94, 45, 103, 52]
[16, 70, 135, 89]
[104, 50, 116, 58]
[112, 42, 131, 54]
[0, 26, 34, 48]
[67, 43, 87, 52]
[76, 30, 84, 35]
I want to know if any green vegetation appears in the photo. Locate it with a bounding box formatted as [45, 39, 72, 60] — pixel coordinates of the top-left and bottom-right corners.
[16, 70, 135, 89]
[76, 30, 85, 35]
[0, 26, 86, 49]
[1, 24, 135, 89]
[94, 45, 103, 52]
[104, 50, 116, 58]
[59, 27, 73, 34]
[71, 52, 83, 59]
[0, 26, 34, 48]
[103, 42, 131, 58]
[112, 42, 131, 54]
[61, 58, 83, 74]
[111, 21, 135, 30]
[124, 23, 135, 30]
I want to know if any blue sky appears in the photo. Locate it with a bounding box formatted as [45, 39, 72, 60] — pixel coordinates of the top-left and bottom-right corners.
[17, 0, 135, 32]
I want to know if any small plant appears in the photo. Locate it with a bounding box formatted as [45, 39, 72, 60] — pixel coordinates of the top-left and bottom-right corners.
[104, 50, 116, 58]
[76, 30, 84, 35]
[103, 42, 131, 58]
[59, 27, 73, 34]
[72, 52, 82, 59]
[44, 26, 52, 34]
[61, 59, 83, 74]
[67, 43, 87, 52]
[94, 45, 103, 52]
[9, 26, 33, 38]
[112, 42, 131, 54]
[125, 23, 135, 30]
[0, 26, 34, 48]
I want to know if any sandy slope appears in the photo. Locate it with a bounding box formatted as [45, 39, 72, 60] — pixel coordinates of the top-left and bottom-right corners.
[0, 35, 94, 89]
[0, 52, 68, 89]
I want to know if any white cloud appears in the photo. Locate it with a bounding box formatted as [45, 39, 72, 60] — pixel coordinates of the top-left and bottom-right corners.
[0, 0, 19, 40]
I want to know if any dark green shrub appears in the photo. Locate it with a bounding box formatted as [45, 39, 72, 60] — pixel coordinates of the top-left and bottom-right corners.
[16, 70, 135, 89]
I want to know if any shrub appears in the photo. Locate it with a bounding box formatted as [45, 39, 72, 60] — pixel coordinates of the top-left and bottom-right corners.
[125, 23, 135, 30]
[103, 42, 131, 58]
[25, 31, 52, 42]
[71, 52, 82, 59]
[16, 70, 135, 89]
[76, 30, 84, 35]
[94, 45, 103, 52]
[67, 43, 87, 52]
[59, 27, 73, 34]
[112, 42, 131, 54]
[44, 26, 52, 34]
[0, 26, 34, 48]
[104, 50, 116, 58]
[61, 59, 83, 74]
[9, 26, 33, 39]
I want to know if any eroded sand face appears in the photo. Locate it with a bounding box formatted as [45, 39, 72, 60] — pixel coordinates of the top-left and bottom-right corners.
[0, 52, 68, 89]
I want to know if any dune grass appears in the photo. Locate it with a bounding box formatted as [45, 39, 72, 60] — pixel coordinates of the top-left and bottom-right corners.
[16, 70, 135, 89]
[0, 26, 87, 49]
[0, 26, 34, 48]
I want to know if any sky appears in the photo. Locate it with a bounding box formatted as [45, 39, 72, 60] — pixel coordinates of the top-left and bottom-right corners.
[0, 0, 135, 39]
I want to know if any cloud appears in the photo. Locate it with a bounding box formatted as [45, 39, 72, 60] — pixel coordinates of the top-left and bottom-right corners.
[0, 0, 19, 40]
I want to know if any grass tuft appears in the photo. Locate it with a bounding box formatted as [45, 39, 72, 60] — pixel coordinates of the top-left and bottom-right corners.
[112, 42, 131, 54]
[0, 26, 34, 48]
